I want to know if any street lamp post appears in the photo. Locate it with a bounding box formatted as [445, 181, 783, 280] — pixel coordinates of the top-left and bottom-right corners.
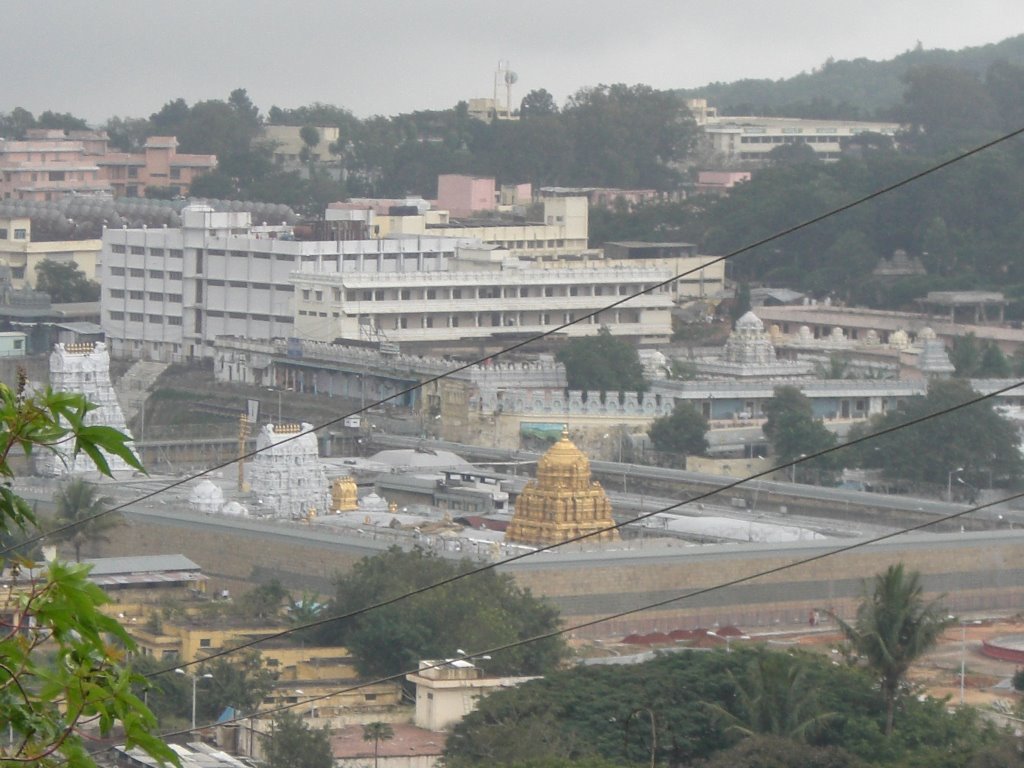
[622, 708, 657, 768]
[175, 669, 213, 731]
[947, 467, 964, 501]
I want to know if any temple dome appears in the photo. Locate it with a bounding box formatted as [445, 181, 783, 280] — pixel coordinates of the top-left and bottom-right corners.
[506, 427, 618, 547]
[735, 311, 764, 331]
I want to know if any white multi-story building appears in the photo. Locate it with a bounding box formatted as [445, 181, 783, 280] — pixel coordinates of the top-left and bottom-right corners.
[702, 116, 901, 163]
[101, 206, 472, 361]
[101, 206, 681, 360]
[289, 243, 675, 346]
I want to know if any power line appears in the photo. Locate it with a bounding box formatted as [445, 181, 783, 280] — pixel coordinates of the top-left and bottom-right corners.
[151, 377, 1023, 678]
[144, 484, 1024, 745]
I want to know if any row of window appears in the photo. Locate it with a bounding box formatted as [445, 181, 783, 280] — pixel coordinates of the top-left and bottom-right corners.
[108, 266, 183, 280]
[344, 311, 643, 330]
[739, 135, 839, 144]
[109, 289, 183, 303]
[109, 311, 183, 325]
[302, 283, 658, 303]
[204, 311, 290, 322]
[0, 228, 26, 240]
[109, 244, 184, 257]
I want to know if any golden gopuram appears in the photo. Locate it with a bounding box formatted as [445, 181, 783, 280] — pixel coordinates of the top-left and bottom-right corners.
[331, 475, 359, 512]
[505, 426, 619, 546]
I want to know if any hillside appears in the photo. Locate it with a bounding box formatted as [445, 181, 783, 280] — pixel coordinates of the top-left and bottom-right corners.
[678, 34, 1024, 117]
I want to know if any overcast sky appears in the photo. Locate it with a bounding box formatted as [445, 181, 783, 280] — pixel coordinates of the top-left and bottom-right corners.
[6, 1, 1024, 123]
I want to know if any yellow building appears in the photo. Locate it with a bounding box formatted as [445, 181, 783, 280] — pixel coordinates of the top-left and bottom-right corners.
[506, 427, 619, 546]
[0, 217, 100, 288]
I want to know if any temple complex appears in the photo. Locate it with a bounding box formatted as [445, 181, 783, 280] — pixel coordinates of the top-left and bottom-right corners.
[505, 427, 618, 547]
[36, 341, 135, 476]
[247, 423, 330, 519]
[693, 311, 814, 379]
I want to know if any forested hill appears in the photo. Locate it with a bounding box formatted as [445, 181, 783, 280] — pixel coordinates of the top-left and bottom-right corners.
[677, 34, 1024, 118]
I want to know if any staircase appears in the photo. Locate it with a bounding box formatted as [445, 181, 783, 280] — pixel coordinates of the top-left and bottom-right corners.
[116, 360, 169, 423]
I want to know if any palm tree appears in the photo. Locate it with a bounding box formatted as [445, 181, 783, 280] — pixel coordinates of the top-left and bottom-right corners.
[831, 563, 951, 736]
[709, 651, 833, 742]
[49, 478, 120, 561]
[362, 721, 394, 768]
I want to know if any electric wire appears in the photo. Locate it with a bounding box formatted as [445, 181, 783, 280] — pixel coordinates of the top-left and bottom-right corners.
[9, 122, 1024, 560]
[152, 376, 1024, 679]
[140, 483, 1024, 746]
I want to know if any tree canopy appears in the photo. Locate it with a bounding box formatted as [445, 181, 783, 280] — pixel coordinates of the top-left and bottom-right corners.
[648, 401, 709, 457]
[762, 386, 837, 482]
[315, 546, 566, 678]
[34, 260, 100, 303]
[846, 378, 1023, 491]
[262, 711, 333, 768]
[556, 328, 646, 394]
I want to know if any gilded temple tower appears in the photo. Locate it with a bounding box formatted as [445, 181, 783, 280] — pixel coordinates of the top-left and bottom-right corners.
[505, 427, 618, 546]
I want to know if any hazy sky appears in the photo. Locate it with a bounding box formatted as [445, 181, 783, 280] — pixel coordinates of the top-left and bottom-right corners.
[6, 1, 1024, 123]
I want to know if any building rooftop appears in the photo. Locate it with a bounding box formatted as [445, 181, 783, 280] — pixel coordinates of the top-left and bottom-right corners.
[330, 723, 445, 760]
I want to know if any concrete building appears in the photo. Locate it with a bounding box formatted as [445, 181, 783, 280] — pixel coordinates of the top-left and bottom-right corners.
[0, 216, 100, 287]
[331, 195, 590, 260]
[436, 174, 497, 216]
[97, 136, 216, 198]
[262, 124, 341, 168]
[102, 204, 719, 361]
[0, 130, 215, 201]
[701, 116, 901, 163]
[407, 659, 537, 731]
[0, 132, 109, 200]
[290, 243, 675, 348]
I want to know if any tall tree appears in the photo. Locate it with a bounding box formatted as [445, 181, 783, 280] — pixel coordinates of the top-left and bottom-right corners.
[49, 477, 119, 561]
[35, 260, 100, 303]
[520, 88, 559, 117]
[319, 546, 566, 678]
[363, 721, 395, 768]
[648, 402, 708, 457]
[263, 711, 333, 768]
[761, 386, 837, 481]
[831, 564, 951, 736]
[556, 328, 646, 394]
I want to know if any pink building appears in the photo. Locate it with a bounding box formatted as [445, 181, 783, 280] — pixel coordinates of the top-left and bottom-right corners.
[695, 170, 751, 195]
[97, 136, 216, 198]
[0, 130, 215, 201]
[0, 130, 109, 201]
[436, 174, 496, 217]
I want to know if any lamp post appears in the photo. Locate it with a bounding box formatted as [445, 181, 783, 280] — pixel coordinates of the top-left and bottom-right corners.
[947, 467, 963, 501]
[621, 708, 657, 768]
[175, 669, 213, 731]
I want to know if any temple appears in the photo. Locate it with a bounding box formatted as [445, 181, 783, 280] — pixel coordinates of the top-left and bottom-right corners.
[36, 341, 135, 476]
[693, 311, 814, 378]
[247, 423, 330, 519]
[505, 427, 618, 546]
[331, 474, 359, 512]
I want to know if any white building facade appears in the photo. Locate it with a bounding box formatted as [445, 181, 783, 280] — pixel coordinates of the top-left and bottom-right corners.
[102, 206, 677, 360]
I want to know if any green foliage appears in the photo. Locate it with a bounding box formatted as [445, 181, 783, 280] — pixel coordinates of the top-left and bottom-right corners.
[234, 578, 288, 620]
[34, 260, 100, 303]
[762, 386, 837, 481]
[363, 721, 395, 768]
[831, 564, 952, 736]
[0, 383, 171, 767]
[731, 282, 752, 321]
[446, 646, 999, 768]
[846, 378, 1022, 489]
[1013, 667, 1024, 692]
[49, 477, 120, 562]
[648, 401, 708, 456]
[950, 334, 1012, 378]
[318, 547, 567, 678]
[195, 652, 277, 722]
[698, 735, 867, 768]
[556, 328, 646, 394]
[262, 710, 333, 768]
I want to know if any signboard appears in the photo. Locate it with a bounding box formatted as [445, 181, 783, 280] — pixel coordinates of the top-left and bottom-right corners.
[246, 398, 260, 424]
[519, 422, 565, 442]
[343, 415, 361, 428]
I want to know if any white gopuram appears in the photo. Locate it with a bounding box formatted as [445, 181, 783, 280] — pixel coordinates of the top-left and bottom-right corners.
[247, 422, 330, 519]
[36, 342, 136, 477]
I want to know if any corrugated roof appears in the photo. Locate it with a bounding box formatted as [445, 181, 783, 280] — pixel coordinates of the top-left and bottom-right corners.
[83, 553, 201, 576]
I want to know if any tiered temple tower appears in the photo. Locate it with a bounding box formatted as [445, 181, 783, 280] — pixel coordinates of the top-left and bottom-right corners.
[36, 341, 135, 476]
[505, 427, 618, 546]
[247, 422, 330, 518]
